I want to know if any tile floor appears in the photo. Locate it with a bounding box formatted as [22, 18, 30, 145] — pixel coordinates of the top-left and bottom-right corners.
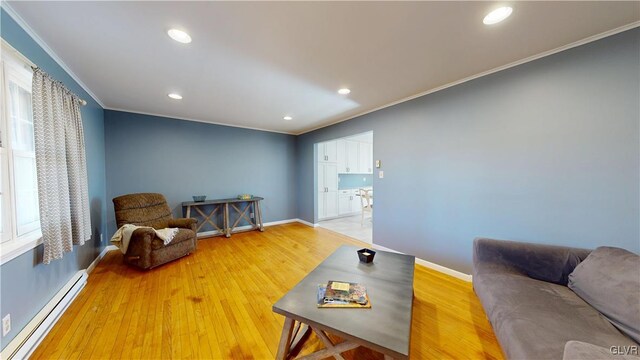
[318, 214, 372, 243]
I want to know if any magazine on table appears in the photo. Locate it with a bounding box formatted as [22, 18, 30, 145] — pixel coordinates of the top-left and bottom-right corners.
[317, 281, 371, 308]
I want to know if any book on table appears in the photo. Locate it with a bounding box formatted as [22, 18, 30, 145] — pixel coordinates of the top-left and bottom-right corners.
[317, 281, 371, 308]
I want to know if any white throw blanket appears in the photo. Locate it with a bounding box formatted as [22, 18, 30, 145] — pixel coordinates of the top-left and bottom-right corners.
[110, 224, 179, 254]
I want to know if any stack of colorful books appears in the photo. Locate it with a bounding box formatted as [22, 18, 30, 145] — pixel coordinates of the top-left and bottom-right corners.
[317, 280, 371, 308]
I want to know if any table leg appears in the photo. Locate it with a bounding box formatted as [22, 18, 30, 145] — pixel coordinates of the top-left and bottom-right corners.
[276, 317, 295, 360]
[256, 199, 264, 231]
[186, 205, 191, 218]
[224, 203, 231, 238]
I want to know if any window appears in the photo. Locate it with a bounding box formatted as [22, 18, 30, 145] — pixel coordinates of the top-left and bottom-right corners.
[0, 40, 42, 264]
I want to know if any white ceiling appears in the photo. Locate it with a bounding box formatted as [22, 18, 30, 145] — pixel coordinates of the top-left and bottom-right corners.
[5, 1, 639, 134]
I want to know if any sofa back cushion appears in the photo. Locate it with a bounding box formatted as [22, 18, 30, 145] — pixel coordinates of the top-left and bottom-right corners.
[568, 247, 640, 343]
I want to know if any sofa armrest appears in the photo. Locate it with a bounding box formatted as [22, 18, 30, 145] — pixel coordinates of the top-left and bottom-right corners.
[473, 237, 591, 285]
[168, 218, 197, 231]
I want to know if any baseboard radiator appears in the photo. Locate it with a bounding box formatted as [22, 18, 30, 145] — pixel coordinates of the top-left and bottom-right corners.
[1, 270, 87, 360]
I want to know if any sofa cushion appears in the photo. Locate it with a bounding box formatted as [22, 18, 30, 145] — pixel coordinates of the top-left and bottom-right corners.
[568, 247, 640, 343]
[474, 272, 637, 360]
[563, 341, 640, 360]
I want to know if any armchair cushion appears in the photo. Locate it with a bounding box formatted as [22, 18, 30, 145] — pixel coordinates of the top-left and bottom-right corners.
[151, 228, 195, 250]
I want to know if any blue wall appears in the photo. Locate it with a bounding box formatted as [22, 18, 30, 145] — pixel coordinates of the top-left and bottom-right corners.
[104, 111, 298, 236]
[297, 28, 640, 274]
[0, 8, 107, 350]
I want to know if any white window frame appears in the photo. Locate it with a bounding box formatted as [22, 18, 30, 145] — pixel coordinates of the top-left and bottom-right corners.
[0, 39, 42, 265]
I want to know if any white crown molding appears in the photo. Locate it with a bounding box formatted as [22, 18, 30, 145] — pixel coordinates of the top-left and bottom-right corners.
[104, 107, 297, 135]
[296, 20, 640, 136]
[1, 2, 106, 108]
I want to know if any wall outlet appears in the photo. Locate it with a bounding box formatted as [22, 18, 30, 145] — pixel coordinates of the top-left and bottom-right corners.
[250, 212, 255, 219]
[2, 314, 10, 336]
[100, 233, 103, 242]
[379, 170, 384, 179]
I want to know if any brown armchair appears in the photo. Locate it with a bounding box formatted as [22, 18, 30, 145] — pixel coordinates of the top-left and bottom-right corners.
[113, 193, 197, 270]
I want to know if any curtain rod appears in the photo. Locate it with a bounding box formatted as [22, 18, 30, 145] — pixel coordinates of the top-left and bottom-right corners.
[31, 66, 87, 106]
[2, 38, 87, 106]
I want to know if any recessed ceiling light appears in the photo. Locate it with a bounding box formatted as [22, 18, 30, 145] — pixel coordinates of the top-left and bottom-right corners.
[283, 116, 293, 121]
[338, 88, 351, 95]
[167, 29, 192, 44]
[168, 93, 183, 100]
[483, 7, 513, 25]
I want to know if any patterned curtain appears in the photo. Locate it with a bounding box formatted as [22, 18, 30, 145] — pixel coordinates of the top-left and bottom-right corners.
[32, 68, 91, 264]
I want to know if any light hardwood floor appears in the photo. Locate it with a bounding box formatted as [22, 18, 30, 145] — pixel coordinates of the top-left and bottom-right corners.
[31, 223, 503, 360]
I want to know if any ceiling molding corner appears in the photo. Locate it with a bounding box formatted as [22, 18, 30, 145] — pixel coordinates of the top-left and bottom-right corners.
[104, 107, 297, 136]
[1, 1, 106, 108]
[296, 20, 640, 136]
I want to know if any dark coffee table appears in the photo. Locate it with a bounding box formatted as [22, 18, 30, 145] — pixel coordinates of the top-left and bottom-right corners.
[272, 245, 415, 359]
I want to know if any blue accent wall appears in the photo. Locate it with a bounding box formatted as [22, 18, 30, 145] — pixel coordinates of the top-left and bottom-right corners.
[296, 28, 640, 274]
[104, 110, 298, 236]
[0, 7, 107, 350]
[338, 174, 373, 190]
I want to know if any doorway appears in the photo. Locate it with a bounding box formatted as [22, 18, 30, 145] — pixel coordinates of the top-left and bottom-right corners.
[316, 131, 373, 243]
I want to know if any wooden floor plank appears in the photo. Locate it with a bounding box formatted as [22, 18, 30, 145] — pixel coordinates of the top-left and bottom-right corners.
[30, 223, 503, 359]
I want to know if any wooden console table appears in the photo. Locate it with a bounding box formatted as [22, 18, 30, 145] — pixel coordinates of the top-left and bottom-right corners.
[181, 197, 264, 238]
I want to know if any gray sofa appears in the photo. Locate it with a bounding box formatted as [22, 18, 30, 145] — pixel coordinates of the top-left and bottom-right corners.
[473, 238, 639, 359]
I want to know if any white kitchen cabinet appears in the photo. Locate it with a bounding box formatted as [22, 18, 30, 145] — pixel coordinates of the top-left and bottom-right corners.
[337, 139, 361, 173]
[338, 189, 364, 215]
[338, 192, 351, 215]
[346, 140, 359, 173]
[318, 140, 338, 163]
[358, 142, 373, 174]
[318, 162, 338, 220]
[351, 189, 362, 213]
[337, 139, 347, 173]
[319, 191, 338, 219]
[317, 163, 338, 192]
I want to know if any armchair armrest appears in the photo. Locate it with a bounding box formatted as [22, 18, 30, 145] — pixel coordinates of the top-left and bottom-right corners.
[124, 228, 157, 268]
[168, 218, 197, 231]
[473, 237, 591, 285]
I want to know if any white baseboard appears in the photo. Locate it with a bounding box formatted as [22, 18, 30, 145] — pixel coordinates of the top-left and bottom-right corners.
[295, 218, 318, 228]
[372, 244, 472, 282]
[1, 270, 88, 360]
[264, 219, 298, 226]
[196, 218, 301, 238]
[86, 245, 118, 274]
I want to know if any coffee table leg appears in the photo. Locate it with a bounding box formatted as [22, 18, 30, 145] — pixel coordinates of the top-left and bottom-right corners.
[276, 317, 295, 360]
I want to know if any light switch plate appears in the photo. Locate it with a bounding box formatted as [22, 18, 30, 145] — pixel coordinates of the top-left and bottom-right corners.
[2, 314, 10, 337]
[375, 160, 381, 168]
